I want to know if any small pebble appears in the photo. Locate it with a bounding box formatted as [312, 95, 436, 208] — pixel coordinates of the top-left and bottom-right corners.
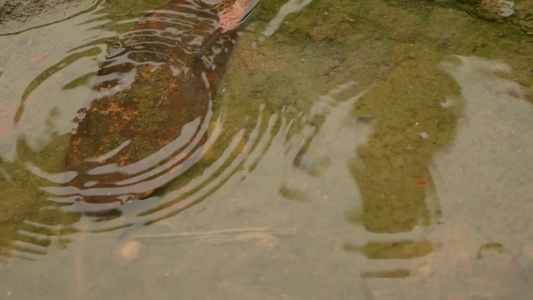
[114, 240, 145, 265]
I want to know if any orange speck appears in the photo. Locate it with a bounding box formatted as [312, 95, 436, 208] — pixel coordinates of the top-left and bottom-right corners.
[415, 177, 430, 188]
[29, 51, 48, 63]
[477, 110, 492, 117]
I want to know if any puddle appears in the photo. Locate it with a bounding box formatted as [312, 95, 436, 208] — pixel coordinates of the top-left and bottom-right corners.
[0, 0, 532, 299]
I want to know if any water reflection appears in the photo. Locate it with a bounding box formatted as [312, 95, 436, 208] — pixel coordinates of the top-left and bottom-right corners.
[0, 0, 532, 298]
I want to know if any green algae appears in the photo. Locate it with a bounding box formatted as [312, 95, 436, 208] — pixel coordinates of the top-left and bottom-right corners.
[0, 135, 79, 255]
[213, 0, 532, 241]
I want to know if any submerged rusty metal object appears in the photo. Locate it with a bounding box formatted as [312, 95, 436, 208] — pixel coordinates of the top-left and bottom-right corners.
[65, 0, 258, 204]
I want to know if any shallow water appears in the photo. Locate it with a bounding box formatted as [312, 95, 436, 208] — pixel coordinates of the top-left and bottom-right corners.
[1, 0, 532, 299]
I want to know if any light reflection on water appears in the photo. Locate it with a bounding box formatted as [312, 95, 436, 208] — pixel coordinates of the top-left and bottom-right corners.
[0, 0, 532, 299]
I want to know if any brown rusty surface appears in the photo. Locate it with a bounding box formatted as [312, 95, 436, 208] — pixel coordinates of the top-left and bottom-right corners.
[66, 0, 255, 203]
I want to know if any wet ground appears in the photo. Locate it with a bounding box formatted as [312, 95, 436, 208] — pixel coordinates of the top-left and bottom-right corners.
[0, 0, 532, 299]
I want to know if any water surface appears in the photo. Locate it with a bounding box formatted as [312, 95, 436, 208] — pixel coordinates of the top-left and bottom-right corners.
[0, 0, 532, 299]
